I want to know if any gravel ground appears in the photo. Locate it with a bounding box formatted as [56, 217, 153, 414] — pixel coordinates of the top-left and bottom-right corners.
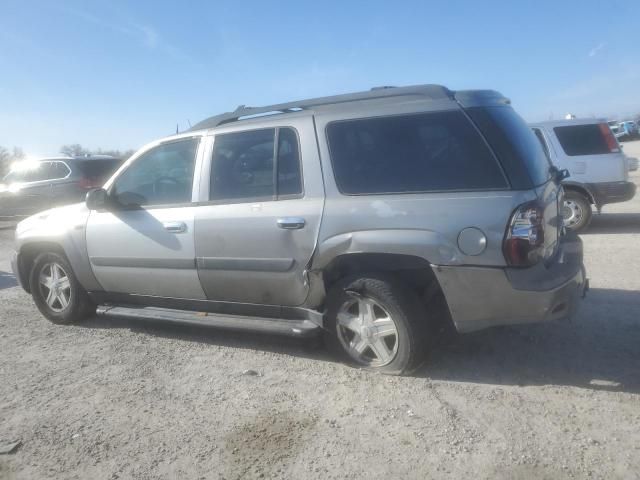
[1, 142, 640, 480]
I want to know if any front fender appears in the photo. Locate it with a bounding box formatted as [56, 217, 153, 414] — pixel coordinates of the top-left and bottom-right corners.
[14, 204, 102, 292]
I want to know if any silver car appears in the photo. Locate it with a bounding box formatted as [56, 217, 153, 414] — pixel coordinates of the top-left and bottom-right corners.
[11, 85, 587, 374]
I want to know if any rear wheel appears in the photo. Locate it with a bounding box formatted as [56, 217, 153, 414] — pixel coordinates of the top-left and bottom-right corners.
[29, 252, 95, 324]
[562, 191, 592, 232]
[324, 274, 430, 375]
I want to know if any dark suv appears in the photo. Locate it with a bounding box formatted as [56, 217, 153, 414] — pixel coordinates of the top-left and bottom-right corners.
[0, 155, 122, 219]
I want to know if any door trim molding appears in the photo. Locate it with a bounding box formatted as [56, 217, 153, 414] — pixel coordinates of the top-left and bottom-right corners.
[90, 257, 196, 269]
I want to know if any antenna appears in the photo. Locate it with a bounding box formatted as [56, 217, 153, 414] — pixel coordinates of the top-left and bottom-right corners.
[187, 119, 192, 128]
[176, 123, 179, 134]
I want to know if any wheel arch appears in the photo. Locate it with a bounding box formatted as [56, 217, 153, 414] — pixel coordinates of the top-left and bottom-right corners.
[562, 182, 595, 205]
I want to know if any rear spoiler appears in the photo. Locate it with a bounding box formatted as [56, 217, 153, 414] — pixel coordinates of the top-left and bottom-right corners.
[454, 90, 511, 108]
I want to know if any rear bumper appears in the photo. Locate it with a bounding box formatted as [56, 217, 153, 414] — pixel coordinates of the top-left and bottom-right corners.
[434, 233, 586, 333]
[588, 181, 636, 207]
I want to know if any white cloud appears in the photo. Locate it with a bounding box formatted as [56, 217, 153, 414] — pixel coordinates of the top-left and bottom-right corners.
[588, 42, 606, 57]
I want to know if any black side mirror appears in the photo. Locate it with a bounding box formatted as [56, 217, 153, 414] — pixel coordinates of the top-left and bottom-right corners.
[550, 166, 570, 183]
[85, 188, 109, 210]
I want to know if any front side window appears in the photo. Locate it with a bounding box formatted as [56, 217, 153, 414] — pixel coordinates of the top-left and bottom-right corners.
[327, 111, 508, 195]
[209, 127, 302, 201]
[110, 138, 198, 207]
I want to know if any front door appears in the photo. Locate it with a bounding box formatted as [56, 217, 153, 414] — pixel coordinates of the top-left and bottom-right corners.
[194, 120, 324, 306]
[85, 137, 207, 299]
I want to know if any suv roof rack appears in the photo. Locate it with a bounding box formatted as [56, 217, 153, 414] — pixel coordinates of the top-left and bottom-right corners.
[190, 84, 453, 131]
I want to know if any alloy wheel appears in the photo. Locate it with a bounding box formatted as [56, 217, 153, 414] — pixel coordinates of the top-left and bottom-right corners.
[38, 262, 72, 313]
[335, 294, 399, 367]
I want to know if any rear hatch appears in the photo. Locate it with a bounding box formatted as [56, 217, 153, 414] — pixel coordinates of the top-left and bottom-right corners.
[458, 95, 561, 263]
[552, 122, 628, 182]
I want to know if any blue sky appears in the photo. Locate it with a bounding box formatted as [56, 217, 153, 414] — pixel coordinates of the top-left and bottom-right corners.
[1, 0, 639, 156]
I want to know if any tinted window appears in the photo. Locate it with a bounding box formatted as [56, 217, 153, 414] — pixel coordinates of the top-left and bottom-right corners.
[49, 161, 70, 180]
[111, 138, 198, 206]
[277, 128, 302, 196]
[467, 107, 551, 188]
[554, 125, 611, 156]
[326, 111, 507, 195]
[210, 127, 302, 201]
[532, 128, 552, 162]
[210, 129, 275, 201]
[77, 159, 122, 180]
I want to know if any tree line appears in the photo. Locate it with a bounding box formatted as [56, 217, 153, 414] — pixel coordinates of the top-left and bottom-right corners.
[0, 145, 135, 176]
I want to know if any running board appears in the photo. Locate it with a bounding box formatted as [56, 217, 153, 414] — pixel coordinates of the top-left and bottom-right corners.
[95, 305, 321, 338]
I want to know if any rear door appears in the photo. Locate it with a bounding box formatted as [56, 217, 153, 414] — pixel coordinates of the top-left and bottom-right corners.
[193, 117, 324, 306]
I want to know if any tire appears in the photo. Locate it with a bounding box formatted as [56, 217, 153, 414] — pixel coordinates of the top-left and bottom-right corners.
[562, 191, 592, 232]
[324, 274, 430, 375]
[29, 251, 95, 325]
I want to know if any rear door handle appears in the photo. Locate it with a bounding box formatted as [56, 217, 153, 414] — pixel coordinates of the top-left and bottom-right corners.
[163, 221, 187, 233]
[277, 217, 306, 230]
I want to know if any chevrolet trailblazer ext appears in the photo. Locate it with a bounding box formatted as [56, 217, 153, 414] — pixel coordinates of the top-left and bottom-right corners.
[11, 85, 586, 374]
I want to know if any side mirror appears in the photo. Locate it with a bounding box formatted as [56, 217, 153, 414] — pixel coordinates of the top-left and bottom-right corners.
[557, 168, 570, 181]
[85, 188, 108, 210]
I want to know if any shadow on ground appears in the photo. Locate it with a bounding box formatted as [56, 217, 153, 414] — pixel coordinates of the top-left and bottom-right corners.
[584, 213, 640, 234]
[80, 314, 330, 363]
[0, 271, 17, 290]
[423, 288, 640, 394]
[79, 288, 640, 394]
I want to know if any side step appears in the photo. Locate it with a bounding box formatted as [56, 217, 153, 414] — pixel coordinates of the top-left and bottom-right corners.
[96, 305, 321, 338]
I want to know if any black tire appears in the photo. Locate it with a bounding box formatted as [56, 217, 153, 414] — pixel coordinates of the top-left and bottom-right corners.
[29, 251, 95, 325]
[562, 191, 592, 232]
[324, 274, 430, 375]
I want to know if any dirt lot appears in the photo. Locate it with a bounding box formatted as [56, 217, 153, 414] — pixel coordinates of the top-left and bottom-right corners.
[1, 142, 640, 480]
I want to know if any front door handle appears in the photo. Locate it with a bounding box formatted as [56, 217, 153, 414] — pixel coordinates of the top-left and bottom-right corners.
[277, 217, 306, 230]
[163, 221, 187, 233]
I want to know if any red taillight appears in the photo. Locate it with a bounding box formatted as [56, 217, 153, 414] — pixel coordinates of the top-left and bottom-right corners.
[503, 201, 545, 267]
[599, 123, 620, 153]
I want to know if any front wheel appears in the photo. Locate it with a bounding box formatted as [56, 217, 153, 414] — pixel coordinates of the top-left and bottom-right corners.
[562, 191, 592, 232]
[29, 252, 95, 324]
[324, 274, 429, 375]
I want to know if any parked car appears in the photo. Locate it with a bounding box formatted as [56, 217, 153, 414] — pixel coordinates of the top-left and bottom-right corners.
[11, 85, 587, 374]
[530, 119, 636, 231]
[617, 121, 639, 141]
[0, 155, 122, 219]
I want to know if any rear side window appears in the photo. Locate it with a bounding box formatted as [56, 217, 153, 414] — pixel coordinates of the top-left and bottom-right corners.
[326, 111, 507, 195]
[467, 107, 551, 188]
[554, 125, 611, 156]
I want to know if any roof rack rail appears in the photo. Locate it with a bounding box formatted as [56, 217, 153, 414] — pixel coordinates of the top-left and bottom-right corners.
[190, 84, 452, 131]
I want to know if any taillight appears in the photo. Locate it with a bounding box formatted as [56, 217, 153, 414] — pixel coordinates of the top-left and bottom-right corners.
[599, 123, 620, 153]
[503, 201, 545, 267]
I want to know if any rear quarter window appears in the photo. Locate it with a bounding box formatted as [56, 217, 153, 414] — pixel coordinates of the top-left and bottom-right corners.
[326, 110, 508, 195]
[553, 125, 611, 156]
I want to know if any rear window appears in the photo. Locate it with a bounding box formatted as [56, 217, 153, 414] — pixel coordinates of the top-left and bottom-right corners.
[554, 125, 611, 156]
[466, 106, 551, 188]
[326, 111, 507, 195]
[77, 159, 122, 179]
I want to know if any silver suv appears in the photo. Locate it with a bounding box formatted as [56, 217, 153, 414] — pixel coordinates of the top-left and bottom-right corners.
[11, 85, 587, 374]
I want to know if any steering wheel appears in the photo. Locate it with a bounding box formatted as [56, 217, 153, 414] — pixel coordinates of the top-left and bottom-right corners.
[153, 176, 179, 195]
